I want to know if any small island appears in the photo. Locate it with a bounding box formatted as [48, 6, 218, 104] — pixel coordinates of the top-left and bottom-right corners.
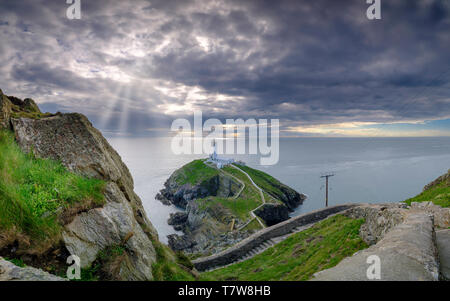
[156, 146, 306, 256]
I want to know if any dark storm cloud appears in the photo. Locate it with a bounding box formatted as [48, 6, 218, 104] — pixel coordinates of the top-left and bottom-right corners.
[0, 0, 449, 135]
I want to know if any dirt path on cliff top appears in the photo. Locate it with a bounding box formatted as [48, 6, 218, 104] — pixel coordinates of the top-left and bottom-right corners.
[204, 161, 266, 229]
[229, 165, 266, 229]
[222, 164, 266, 229]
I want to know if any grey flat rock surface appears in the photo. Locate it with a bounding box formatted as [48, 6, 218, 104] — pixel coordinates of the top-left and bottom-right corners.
[436, 229, 450, 280]
[0, 258, 66, 281]
[312, 212, 439, 281]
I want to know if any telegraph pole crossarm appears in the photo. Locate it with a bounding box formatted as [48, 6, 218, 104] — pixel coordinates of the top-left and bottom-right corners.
[320, 173, 335, 207]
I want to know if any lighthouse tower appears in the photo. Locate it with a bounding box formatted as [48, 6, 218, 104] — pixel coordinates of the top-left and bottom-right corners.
[212, 139, 218, 160]
[208, 139, 234, 169]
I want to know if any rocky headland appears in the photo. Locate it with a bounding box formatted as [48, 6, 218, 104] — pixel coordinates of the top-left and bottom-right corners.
[156, 159, 306, 256]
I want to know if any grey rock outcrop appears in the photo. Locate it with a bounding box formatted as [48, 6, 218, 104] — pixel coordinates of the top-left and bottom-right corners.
[343, 203, 407, 245]
[0, 90, 12, 129]
[158, 172, 241, 209]
[168, 212, 188, 231]
[254, 203, 289, 226]
[167, 234, 197, 251]
[10, 113, 158, 280]
[0, 258, 66, 281]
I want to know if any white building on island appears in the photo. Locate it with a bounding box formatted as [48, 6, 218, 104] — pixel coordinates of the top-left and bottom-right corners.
[207, 140, 235, 168]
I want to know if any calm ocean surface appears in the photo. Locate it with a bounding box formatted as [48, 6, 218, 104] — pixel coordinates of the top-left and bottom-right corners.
[107, 137, 450, 243]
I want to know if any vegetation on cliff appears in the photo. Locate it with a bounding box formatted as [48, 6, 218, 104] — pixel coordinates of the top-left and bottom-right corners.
[0, 129, 105, 255]
[405, 170, 449, 208]
[200, 214, 367, 281]
[235, 164, 304, 210]
[196, 164, 264, 221]
[174, 159, 220, 185]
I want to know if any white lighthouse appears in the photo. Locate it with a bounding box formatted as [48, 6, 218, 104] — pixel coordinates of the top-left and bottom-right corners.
[207, 139, 234, 169]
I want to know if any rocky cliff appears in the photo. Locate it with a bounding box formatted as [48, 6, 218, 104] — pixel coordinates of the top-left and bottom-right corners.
[0, 89, 194, 280]
[157, 160, 305, 255]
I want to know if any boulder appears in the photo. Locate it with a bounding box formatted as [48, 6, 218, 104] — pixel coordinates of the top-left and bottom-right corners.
[0, 257, 66, 281]
[168, 212, 188, 226]
[343, 203, 407, 245]
[62, 182, 157, 280]
[167, 234, 197, 251]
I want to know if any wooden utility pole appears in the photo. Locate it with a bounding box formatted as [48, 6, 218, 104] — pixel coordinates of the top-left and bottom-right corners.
[320, 173, 335, 207]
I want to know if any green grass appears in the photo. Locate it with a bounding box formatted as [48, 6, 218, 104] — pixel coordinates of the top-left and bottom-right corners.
[3, 257, 26, 267]
[240, 218, 264, 232]
[151, 239, 196, 281]
[223, 166, 262, 201]
[196, 196, 261, 222]
[10, 111, 54, 120]
[234, 164, 288, 203]
[192, 165, 264, 222]
[404, 182, 450, 208]
[200, 214, 367, 281]
[174, 159, 219, 186]
[0, 129, 105, 253]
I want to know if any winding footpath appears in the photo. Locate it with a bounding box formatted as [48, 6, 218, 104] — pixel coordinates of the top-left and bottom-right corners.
[205, 161, 267, 230]
[229, 164, 267, 230]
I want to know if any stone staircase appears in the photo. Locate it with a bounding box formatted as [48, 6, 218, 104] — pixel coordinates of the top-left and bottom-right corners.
[203, 223, 315, 272]
[193, 204, 356, 272]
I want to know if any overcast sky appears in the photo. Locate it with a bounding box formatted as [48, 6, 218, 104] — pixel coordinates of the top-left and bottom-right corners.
[0, 0, 449, 137]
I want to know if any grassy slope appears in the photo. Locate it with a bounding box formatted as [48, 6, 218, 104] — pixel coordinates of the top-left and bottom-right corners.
[404, 182, 449, 208]
[235, 164, 289, 204]
[0, 129, 105, 253]
[240, 217, 263, 232]
[201, 165, 262, 221]
[174, 159, 220, 185]
[200, 214, 367, 281]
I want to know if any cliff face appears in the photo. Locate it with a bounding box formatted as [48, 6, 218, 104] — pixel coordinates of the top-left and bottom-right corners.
[11, 114, 158, 280]
[157, 172, 241, 209]
[0, 89, 191, 280]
